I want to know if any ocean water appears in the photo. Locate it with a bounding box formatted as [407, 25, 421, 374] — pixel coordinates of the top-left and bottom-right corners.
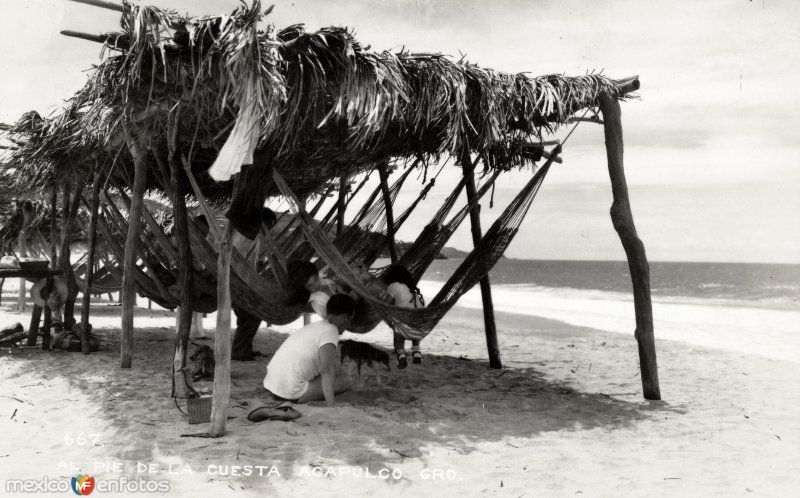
[399, 259, 800, 362]
[421, 259, 800, 310]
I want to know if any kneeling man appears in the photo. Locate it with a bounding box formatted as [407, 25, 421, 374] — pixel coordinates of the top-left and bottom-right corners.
[263, 294, 355, 406]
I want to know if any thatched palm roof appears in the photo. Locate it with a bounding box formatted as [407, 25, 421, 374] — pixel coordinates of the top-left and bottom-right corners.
[4, 0, 638, 199]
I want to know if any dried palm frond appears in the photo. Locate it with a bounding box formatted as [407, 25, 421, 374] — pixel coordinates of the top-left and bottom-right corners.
[2, 1, 636, 204]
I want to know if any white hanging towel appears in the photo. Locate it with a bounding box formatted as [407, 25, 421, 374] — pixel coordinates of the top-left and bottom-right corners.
[207, 78, 260, 182]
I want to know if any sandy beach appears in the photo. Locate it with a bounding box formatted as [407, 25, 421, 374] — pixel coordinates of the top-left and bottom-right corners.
[1, 278, 798, 498]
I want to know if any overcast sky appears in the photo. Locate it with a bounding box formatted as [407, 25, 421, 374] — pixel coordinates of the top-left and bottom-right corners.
[1, 0, 798, 263]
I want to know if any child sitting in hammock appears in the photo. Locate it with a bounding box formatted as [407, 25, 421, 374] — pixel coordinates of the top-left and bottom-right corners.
[285, 260, 347, 318]
[286, 260, 388, 319]
[380, 264, 426, 369]
[349, 261, 390, 302]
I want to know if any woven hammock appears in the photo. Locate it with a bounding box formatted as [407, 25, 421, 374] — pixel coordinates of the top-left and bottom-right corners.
[273, 146, 559, 339]
[89, 143, 549, 334]
[183, 163, 484, 326]
[71, 252, 124, 294]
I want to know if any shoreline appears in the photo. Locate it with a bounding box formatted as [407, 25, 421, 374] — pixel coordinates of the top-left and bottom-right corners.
[417, 280, 800, 364]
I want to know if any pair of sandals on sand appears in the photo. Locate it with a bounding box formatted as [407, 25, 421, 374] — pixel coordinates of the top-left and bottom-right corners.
[246, 402, 301, 422]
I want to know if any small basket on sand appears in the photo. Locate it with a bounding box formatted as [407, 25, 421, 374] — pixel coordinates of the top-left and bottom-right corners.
[186, 396, 213, 424]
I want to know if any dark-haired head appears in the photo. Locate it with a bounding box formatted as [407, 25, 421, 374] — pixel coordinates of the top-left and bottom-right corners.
[327, 294, 356, 317]
[380, 264, 417, 292]
[326, 294, 356, 333]
[285, 260, 319, 306]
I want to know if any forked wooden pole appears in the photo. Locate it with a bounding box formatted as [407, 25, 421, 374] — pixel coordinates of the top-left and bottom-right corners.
[121, 131, 148, 369]
[598, 92, 660, 400]
[461, 151, 502, 369]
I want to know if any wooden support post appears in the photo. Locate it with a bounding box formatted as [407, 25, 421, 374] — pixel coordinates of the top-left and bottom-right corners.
[17, 202, 34, 313]
[461, 152, 502, 369]
[41, 306, 53, 350]
[80, 167, 102, 355]
[190, 312, 205, 338]
[377, 162, 398, 263]
[61, 176, 83, 330]
[336, 176, 347, 237]
[43, 185, 59, 351]
[209, 176, 240, 437]
[121, 132, 148, 368]
[170, 148, 195, 399]
[598, 93, 660, 400]
[26, 305, 42, 346]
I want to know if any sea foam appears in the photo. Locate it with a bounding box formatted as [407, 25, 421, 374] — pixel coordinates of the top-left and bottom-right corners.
[419, 281, 800, 364]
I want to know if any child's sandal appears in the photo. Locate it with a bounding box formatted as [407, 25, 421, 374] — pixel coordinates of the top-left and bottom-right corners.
[411, 350, 423, 364]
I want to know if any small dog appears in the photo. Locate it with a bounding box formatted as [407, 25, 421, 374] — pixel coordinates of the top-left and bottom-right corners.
[339, 340, 390, 385]
[190, 343, 215, 382]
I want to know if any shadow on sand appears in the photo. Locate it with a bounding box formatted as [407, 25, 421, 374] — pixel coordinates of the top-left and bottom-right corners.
[1, 292, 686, 485]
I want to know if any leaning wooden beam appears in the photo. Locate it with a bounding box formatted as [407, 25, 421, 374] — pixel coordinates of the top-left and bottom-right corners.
[568, 117, 604, 125]
[66, 0, 123, 12]
[121, 131, 148, 369]
[181, 155, 222, 244]
[461, 151, 502, 369]
[80, 166, 103, 355]
[377, 162, 398, 263]
[59, 30, 129, 51]
[336, 176, 347, 237]
[615, 75, 641, 96]
[209, 176, 241, 437]
[598, 92, 660, 400]
[521, 144, 562, 164]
